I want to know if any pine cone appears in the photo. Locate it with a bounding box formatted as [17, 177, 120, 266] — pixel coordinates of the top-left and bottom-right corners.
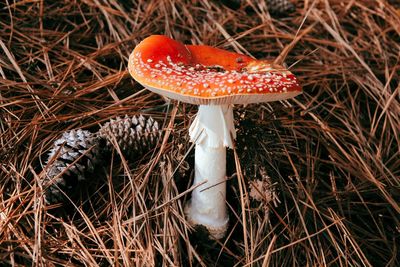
[267, 0, 295, 15]
[97, 115, 161, 156]
[43, 129, 100, 204]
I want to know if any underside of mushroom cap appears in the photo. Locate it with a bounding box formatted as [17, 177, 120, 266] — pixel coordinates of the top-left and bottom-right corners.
[128, 35, 302, 105]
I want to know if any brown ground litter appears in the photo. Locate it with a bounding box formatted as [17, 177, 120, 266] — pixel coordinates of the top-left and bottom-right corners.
[0, 1, 399, 266]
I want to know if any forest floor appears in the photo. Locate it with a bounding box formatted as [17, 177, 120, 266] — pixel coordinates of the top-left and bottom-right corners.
[0, 0, 399, 266]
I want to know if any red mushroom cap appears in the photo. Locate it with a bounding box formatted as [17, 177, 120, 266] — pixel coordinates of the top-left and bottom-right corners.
[128, 35, 301, 105]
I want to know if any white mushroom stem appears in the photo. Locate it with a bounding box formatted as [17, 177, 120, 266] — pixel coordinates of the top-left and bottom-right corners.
[185, 104, 236, 239]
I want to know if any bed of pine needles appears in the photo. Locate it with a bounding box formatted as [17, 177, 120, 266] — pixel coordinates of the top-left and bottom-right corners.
[1, 0, 399, 266]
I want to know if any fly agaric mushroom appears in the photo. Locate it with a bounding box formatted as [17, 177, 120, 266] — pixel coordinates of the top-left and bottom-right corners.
[128, 35, 301, 239]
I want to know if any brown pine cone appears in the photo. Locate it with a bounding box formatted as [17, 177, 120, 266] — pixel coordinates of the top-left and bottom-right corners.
[43, 129, 101, 204]
[97, 115, 161, 156]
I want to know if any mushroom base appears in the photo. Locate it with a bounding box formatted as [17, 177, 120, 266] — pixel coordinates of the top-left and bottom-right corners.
[185, 203, 229, 240]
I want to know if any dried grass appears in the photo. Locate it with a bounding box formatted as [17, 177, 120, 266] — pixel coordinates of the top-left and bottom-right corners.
[1, 0, 399, 266]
